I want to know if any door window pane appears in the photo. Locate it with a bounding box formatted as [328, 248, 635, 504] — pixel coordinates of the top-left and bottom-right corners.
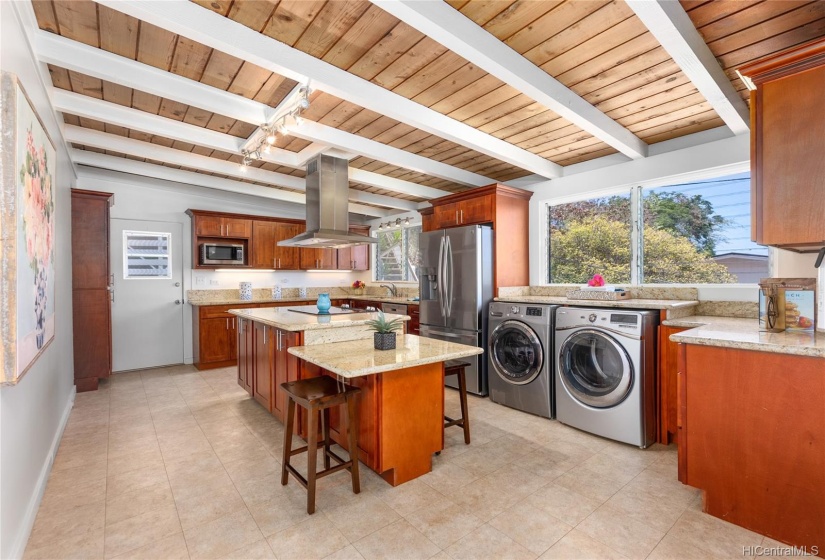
[123, 230, 172, 279]
[375, 225, 421, 282]
[642, 172, 768, 283]
[548, 194, 632, 284]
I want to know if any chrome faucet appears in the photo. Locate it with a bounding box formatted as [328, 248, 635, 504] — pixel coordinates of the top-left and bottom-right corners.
[380, 283, 398, 297]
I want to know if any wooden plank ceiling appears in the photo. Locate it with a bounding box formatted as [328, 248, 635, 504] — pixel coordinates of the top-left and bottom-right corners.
[30, 0, 825, 211]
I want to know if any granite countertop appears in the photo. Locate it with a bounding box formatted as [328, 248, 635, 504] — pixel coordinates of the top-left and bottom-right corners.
[288, 334, 484, 378]
[665, 315, 824, 358]
[189, 295, 420, 307]
[227, 306, 409, 332]
[495, 295, 699, 310]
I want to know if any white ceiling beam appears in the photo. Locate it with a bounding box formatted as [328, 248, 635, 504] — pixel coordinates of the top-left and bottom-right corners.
[626, 0, 750, 135]
[71, 149, 392, 218]
[373, 0, 648, 160]
[95, 0, 562, 179]
[63, 125, 418, 212]
[240, 83, 305, 153]
[36, 31, 473, 191]
[53, 91, 451, 201]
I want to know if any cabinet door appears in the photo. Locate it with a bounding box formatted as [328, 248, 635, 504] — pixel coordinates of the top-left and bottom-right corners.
[275, 330, 301, 428]
[408, 305, 420, 335]
[200, 317, 233, 363]
[229, 317, 238, 361]
[301, 247, 337, 270]
[251, 221, 277, 269]
[337, 246, 353, 270]
[421, 211, 436, 232]
[351, 244, 370, 271]
[237, 318, 253, 394]
[253, 322, 273, 411]
[195, 215, 223, 237]
[273, 223, 301, 270]
[72, 289, 112, 380]
[657, 325, 689, 445]
[222, 218, 252, 238]
[327, 373, 378, 470]
[459, 194, 493, 225]
[319, 248, 337, 270]
[433, 202, 458, 229]
[300, 248, 319, 270]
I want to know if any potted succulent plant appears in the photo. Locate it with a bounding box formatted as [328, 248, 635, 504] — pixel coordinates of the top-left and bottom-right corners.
[366, 311, 404, 350]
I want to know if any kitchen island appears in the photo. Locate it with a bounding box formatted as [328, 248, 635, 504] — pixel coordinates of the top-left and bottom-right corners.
[228, 307, 482, 486]
[669, 318, 824, 556]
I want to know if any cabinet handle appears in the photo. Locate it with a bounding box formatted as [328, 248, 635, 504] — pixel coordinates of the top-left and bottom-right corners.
[460, 209, 464, 223]
[455, 210, 458, 224]
[278, 258, 281, 269]
[263, 325, 267, 344]
[226, 318, 229, 329]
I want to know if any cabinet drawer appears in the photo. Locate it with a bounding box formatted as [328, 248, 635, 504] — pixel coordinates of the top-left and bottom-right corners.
[200, 304, 253, 319]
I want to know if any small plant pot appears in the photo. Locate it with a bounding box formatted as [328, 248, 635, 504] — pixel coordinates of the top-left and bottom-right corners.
[374, 332, 396, 351]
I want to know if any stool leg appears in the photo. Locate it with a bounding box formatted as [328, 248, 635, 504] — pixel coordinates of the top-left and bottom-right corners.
[458, 370, 471, 445]
[281, 398, 296, 486]
[346, 395, 361, 495]
[305, 407, 318, 515]
[322, 408, 331, 470]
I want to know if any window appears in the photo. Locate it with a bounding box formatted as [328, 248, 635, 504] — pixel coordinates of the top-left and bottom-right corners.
[123, 230, 172, 279]
[374, 225, 421, 282]
[547, 171, 767, 285]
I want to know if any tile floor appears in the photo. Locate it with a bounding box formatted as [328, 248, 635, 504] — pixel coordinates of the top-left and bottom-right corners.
[24, 364, 782, 560]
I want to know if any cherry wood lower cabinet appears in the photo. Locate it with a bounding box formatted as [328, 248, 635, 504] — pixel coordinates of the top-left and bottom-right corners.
[253, 323, 274, 410]
[656, 325, 690, 445]
[237, 318, 254, 394]
[678, 344, 825, 555]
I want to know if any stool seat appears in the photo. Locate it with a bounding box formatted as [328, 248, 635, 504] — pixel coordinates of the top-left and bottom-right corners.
[281, 376, 361, 514]
[443, 361, 471, 445]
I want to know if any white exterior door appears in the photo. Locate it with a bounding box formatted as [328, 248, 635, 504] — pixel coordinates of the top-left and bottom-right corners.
[110, 219, 184, 372]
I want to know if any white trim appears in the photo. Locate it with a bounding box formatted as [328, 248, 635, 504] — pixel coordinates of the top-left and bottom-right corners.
[95, 0, 560, 178]
[8, 386, 75, 560]
[373, 0, 648, 160]
[626, 0, 750, 135]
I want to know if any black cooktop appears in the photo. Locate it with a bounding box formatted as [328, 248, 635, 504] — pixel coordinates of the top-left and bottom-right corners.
[287, 305, 358, 316]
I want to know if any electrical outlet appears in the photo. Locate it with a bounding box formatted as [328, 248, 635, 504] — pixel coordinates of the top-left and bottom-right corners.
[281, 278, 289, 284]
[195, 276, 205, 286]
[209, 279, 219, 286]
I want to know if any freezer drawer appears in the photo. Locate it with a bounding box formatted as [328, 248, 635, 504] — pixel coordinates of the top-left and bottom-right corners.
[419, 325, 487, 396]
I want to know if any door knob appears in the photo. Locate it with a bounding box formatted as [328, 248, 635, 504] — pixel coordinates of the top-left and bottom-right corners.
[174, 299, 182, 305]
[174, 282, 181, 287]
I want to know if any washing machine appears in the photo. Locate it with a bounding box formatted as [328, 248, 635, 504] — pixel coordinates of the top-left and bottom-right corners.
[487, 302, 559, 418]
[555, 307, 659, 448]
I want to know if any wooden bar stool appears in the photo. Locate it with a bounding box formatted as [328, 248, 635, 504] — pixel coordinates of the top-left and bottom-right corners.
[444, 360, 471, 445]
[280, 376, 361, 514]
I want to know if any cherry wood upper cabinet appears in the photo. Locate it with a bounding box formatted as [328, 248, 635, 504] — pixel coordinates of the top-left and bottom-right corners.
[421, 184, 532, 293]
[337, 226, 371, 271]
[300, 247, 338, 270]
[738, 37, 825, 251]
[194, 215, 252, 238]
[251, 220, 301, 270]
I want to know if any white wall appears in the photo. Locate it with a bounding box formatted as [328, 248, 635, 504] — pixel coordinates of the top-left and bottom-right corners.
[0, 3, 78, 558]
[76, 167, 371, 363]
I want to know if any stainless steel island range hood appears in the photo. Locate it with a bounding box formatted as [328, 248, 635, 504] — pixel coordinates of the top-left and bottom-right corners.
[278, 154, 377, 249]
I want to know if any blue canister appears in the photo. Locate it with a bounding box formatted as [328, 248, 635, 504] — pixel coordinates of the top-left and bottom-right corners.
[316, 293, 331, 313]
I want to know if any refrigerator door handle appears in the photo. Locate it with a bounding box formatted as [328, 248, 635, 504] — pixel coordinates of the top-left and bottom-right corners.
[446, 235, 454, 317]
[437, 235, 446, 318]
[419, 326, 461, 338]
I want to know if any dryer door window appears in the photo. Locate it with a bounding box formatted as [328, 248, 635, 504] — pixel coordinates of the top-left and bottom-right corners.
[558, 329, 632, 408]
[490, 321, 543, 385]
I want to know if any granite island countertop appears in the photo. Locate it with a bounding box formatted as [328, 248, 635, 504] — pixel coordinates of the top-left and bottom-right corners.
[190, 295, 420, 307]
[288, 334, 483, 378]
[228, 306, 409, 332]
[665, 315, 825, 358]
[495, 295, 699, 310]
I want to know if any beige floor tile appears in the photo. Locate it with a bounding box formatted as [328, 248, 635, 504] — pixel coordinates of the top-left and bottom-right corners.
[489, 501, 572, 555]
[103, 503, 182, 559]
[666, 509, 763, 558]
[446, 444, 517, 478]
[377, 478, 446, 517]
[539, 529, 627, 560]
[222, 453, 281, 483]
[106, 463, 169, 498]
[323, 544, 365, 560]
[24, 526, 105, 560]
[604, 484, 689, 533]
[624, 467, 699, 507]
[110, 532, 190, 560]
[184, 508, 264, 560]
[52, 443, 109, 472]
[107, 448, 165, 478]
[219, 539, 275, 559]
[173, 477, 247, 530]
[267, 515, 350, 560]
[44, 461, 108, 495]
[234, 471, 291, 508]
[525, 483, 601, 527]
[324, 495, 401, 542]
[646, 533, 722, 559]
[449, 472, 530, 523]
[405, 499, 484, 549]
[247, 493, 311, 537]
[518, 449, 575, 481]
[353, 519, 439, 560]
[165, 451, 226, 490]
[575, 504, 666, 560]
[578, 453, 646, 486]
[107, 435, 161, 461]
[553, 466, 627, 503]
[106, 480, 176, 526]
[444, 524, 536, 560]
[28, 500, 106, 549]
[39, 477, 107, 512]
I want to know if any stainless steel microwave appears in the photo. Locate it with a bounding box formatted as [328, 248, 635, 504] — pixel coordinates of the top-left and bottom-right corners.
[200, 243, 244, 266]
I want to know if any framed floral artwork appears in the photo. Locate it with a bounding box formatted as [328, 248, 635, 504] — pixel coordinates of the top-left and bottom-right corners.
[1, 72, 57, 385]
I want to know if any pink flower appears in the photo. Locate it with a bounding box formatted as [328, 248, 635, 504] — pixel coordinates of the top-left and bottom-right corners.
[587, 274, 605, 287]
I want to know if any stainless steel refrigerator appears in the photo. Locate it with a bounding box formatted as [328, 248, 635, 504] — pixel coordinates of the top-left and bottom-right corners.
[419, 225, 493, 396]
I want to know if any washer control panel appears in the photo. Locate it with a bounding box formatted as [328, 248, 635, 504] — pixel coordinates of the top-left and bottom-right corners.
[526, 307, 543, 317]
[555, 307, 651, 335]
